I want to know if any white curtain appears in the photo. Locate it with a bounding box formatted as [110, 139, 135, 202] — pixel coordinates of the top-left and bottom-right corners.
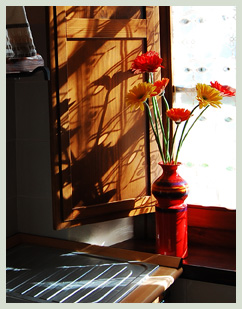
[6, 6, 37, 58]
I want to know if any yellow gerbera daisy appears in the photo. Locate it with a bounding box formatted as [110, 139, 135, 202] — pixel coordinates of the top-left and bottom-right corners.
[196, 83, 223, 108]
[126, 82, 157, 111]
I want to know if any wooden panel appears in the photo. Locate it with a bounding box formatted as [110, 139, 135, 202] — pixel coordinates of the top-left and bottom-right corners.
[49, 7, 72, 227]
[159, 7, 173, 142]
[49, 6, 161, 229]
[67, 18, 147, 38]
[49, 6, 74, 223]
[145, 6, 162, 186]
[188, 226, 236, 249]
[187, 204, 236, 249]
[65, 6, 144, 19]
[188, 205, 236, 231]
[67, 39, 147, 208]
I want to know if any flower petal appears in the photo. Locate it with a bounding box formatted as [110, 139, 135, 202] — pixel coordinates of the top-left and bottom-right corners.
[210, 81, 236, 97]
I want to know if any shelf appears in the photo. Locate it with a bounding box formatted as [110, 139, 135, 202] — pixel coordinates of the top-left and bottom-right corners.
[6, 65, 50, 80]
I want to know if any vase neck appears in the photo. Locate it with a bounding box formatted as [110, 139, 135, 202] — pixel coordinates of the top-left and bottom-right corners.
[159, 162, 180, 175]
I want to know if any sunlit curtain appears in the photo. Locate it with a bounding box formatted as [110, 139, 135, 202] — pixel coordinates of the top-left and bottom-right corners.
[171, 6, 236, 209]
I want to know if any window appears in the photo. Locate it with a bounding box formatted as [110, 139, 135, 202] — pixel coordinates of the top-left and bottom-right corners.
[171, 6, 236, 209]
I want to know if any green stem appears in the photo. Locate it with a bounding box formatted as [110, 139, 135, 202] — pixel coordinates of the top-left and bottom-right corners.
[148, 72, 153, 84]
[149, 72, 168, 163]
[181, 105, 210, 147]
[154, 97, 168, 163]
[174, 104, 209, 164]
[148, 73, 160, 146]
[174, 104, 200, 164]
[152, 98, 160, 144]
[153, 96, 167, 144]
[144, 101, 165, 163]
[170, 123, 180, 161]
[162, 94, 171, 163]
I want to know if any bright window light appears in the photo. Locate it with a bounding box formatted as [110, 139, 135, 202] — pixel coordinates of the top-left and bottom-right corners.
[171, 6, 236, 209]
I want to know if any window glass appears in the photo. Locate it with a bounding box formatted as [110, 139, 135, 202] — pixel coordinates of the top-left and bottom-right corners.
[171, 6, 236, 209]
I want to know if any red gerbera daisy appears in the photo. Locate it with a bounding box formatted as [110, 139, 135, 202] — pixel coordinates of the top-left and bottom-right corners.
[131, 51, 164, 74]
[166, 108, 192, 124]
[210, 81, 236, 97]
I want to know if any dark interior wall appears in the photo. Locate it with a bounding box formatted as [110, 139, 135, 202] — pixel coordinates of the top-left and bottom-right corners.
[6, 6, 135, 245]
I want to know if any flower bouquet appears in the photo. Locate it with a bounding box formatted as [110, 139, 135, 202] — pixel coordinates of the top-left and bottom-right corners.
[126, 51, 236, 164]
[126, 51, 236, 257]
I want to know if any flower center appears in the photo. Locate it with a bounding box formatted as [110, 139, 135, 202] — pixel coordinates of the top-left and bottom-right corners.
[202, 95, 208, 100]
[138, 94, 145, 100]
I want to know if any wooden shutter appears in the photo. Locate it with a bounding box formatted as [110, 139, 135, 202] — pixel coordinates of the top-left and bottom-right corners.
[49, 6, 161, 229]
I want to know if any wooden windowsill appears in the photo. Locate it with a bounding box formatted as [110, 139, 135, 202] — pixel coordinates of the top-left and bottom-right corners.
[111, 238, 236, 286]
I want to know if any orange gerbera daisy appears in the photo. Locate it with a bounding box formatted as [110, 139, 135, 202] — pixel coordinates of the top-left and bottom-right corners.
[151, 78, 170, 96]
[166, 108, 192, 124]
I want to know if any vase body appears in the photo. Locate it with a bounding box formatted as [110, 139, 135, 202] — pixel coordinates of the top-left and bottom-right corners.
[152, 162, 189, 258]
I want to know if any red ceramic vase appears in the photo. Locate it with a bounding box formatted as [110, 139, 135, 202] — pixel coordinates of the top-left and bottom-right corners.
[152, 162, 189, 258]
